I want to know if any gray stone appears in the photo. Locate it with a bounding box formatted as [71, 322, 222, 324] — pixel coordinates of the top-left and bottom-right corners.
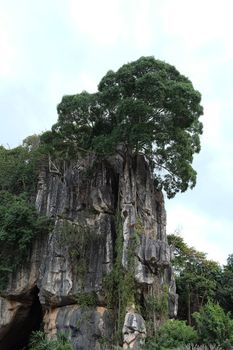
[44, 305, 113, 350]
[123, 311, 146, 349]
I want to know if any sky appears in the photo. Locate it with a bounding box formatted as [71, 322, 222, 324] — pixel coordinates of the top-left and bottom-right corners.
[0, 0, 233, 264]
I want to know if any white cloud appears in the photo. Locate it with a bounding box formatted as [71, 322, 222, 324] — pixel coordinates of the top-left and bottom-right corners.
[200, 99, 233, 187]
[123, 0, 154, 50]
[46, 71, 97, 106]
[79, 72, 98, 92]
[166, 203, 232, 265]
[68, 0, 155, 49]
[0, 14, 18, 79]
[201, 101, 222, 151]
[160, 0, 233, 54]
[69, 0, 122, 45]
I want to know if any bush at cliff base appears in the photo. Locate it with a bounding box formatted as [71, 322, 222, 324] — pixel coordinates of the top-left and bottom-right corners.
[142, 319, 197, 349]
[193, 302, 233, 349]
[29, 331, 73, 350]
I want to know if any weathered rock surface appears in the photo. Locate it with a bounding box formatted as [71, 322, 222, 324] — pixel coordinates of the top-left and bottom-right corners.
[0, 154, 177, 350]
[44, 305, 113, 350]
[123, 311, 146, 349]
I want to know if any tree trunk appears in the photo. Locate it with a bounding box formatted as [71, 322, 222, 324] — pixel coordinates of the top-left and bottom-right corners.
[187, 284, 191, 325]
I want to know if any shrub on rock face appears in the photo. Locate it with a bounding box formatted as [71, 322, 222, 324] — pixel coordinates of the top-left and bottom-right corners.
[0, 191, 51, 290]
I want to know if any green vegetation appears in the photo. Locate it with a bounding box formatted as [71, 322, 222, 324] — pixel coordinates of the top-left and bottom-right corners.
[142, 320, 197, 350]
[144, 283, 170, 338]
[0, 135, 52, 291]
[41, 56, 203, 198]
[103, 266, 137, 342]
[75, 292, 97, 307]
[141, 303, 233, 350]
[29, 331, 73, 350]
[168, 233, 221, 324]
[59, 218, 102, 292]
[0, 135, 42, 196]
[193, 302, 233, 349]
[146, 286, 169, 316]
[103, 210, 171, 344]
[217, 254, 233, 315]
[160, 233, 233, 349]
[102, 210, 139, 343]
[0, 191, 51, 290]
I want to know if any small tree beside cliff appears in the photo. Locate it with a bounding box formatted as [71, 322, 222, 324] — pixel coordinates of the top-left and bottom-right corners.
[193, 302, 233, 349]
[41, 56, 203, 198]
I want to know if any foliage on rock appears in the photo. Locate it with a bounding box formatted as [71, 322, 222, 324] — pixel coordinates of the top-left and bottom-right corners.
[75, 292, 97, 307]
[0, 135, 51, 290]
[0, 137, 40, 196]
[41, 56, 203, 198]
[0, 191, 51, 290]
[102, 210, 139, 343]
[29, 331, 73, 350]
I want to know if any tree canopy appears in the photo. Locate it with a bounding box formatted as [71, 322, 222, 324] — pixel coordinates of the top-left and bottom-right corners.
[0, 135, 42, 196]
[41, 56, 203, 197]
[193, 302, 233, 349]
[168, 233, 222, 324]
[217, 254, 233, 316]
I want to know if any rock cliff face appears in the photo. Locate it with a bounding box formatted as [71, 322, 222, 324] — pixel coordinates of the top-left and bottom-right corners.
[0, 153, 177, 350]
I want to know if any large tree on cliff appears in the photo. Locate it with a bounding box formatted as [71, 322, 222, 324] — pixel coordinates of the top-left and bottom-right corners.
[42, 56, 203, 198]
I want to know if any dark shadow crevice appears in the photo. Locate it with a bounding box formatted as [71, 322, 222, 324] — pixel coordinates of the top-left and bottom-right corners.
[0, 286, 43, 350]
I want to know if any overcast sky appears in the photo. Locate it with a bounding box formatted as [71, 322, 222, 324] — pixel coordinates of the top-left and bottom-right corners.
[1, 0, 233, 264]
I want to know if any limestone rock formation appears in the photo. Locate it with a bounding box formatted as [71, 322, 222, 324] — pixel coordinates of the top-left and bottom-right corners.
[122, 310, 146, 349]
[0, 153, 177, 350]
